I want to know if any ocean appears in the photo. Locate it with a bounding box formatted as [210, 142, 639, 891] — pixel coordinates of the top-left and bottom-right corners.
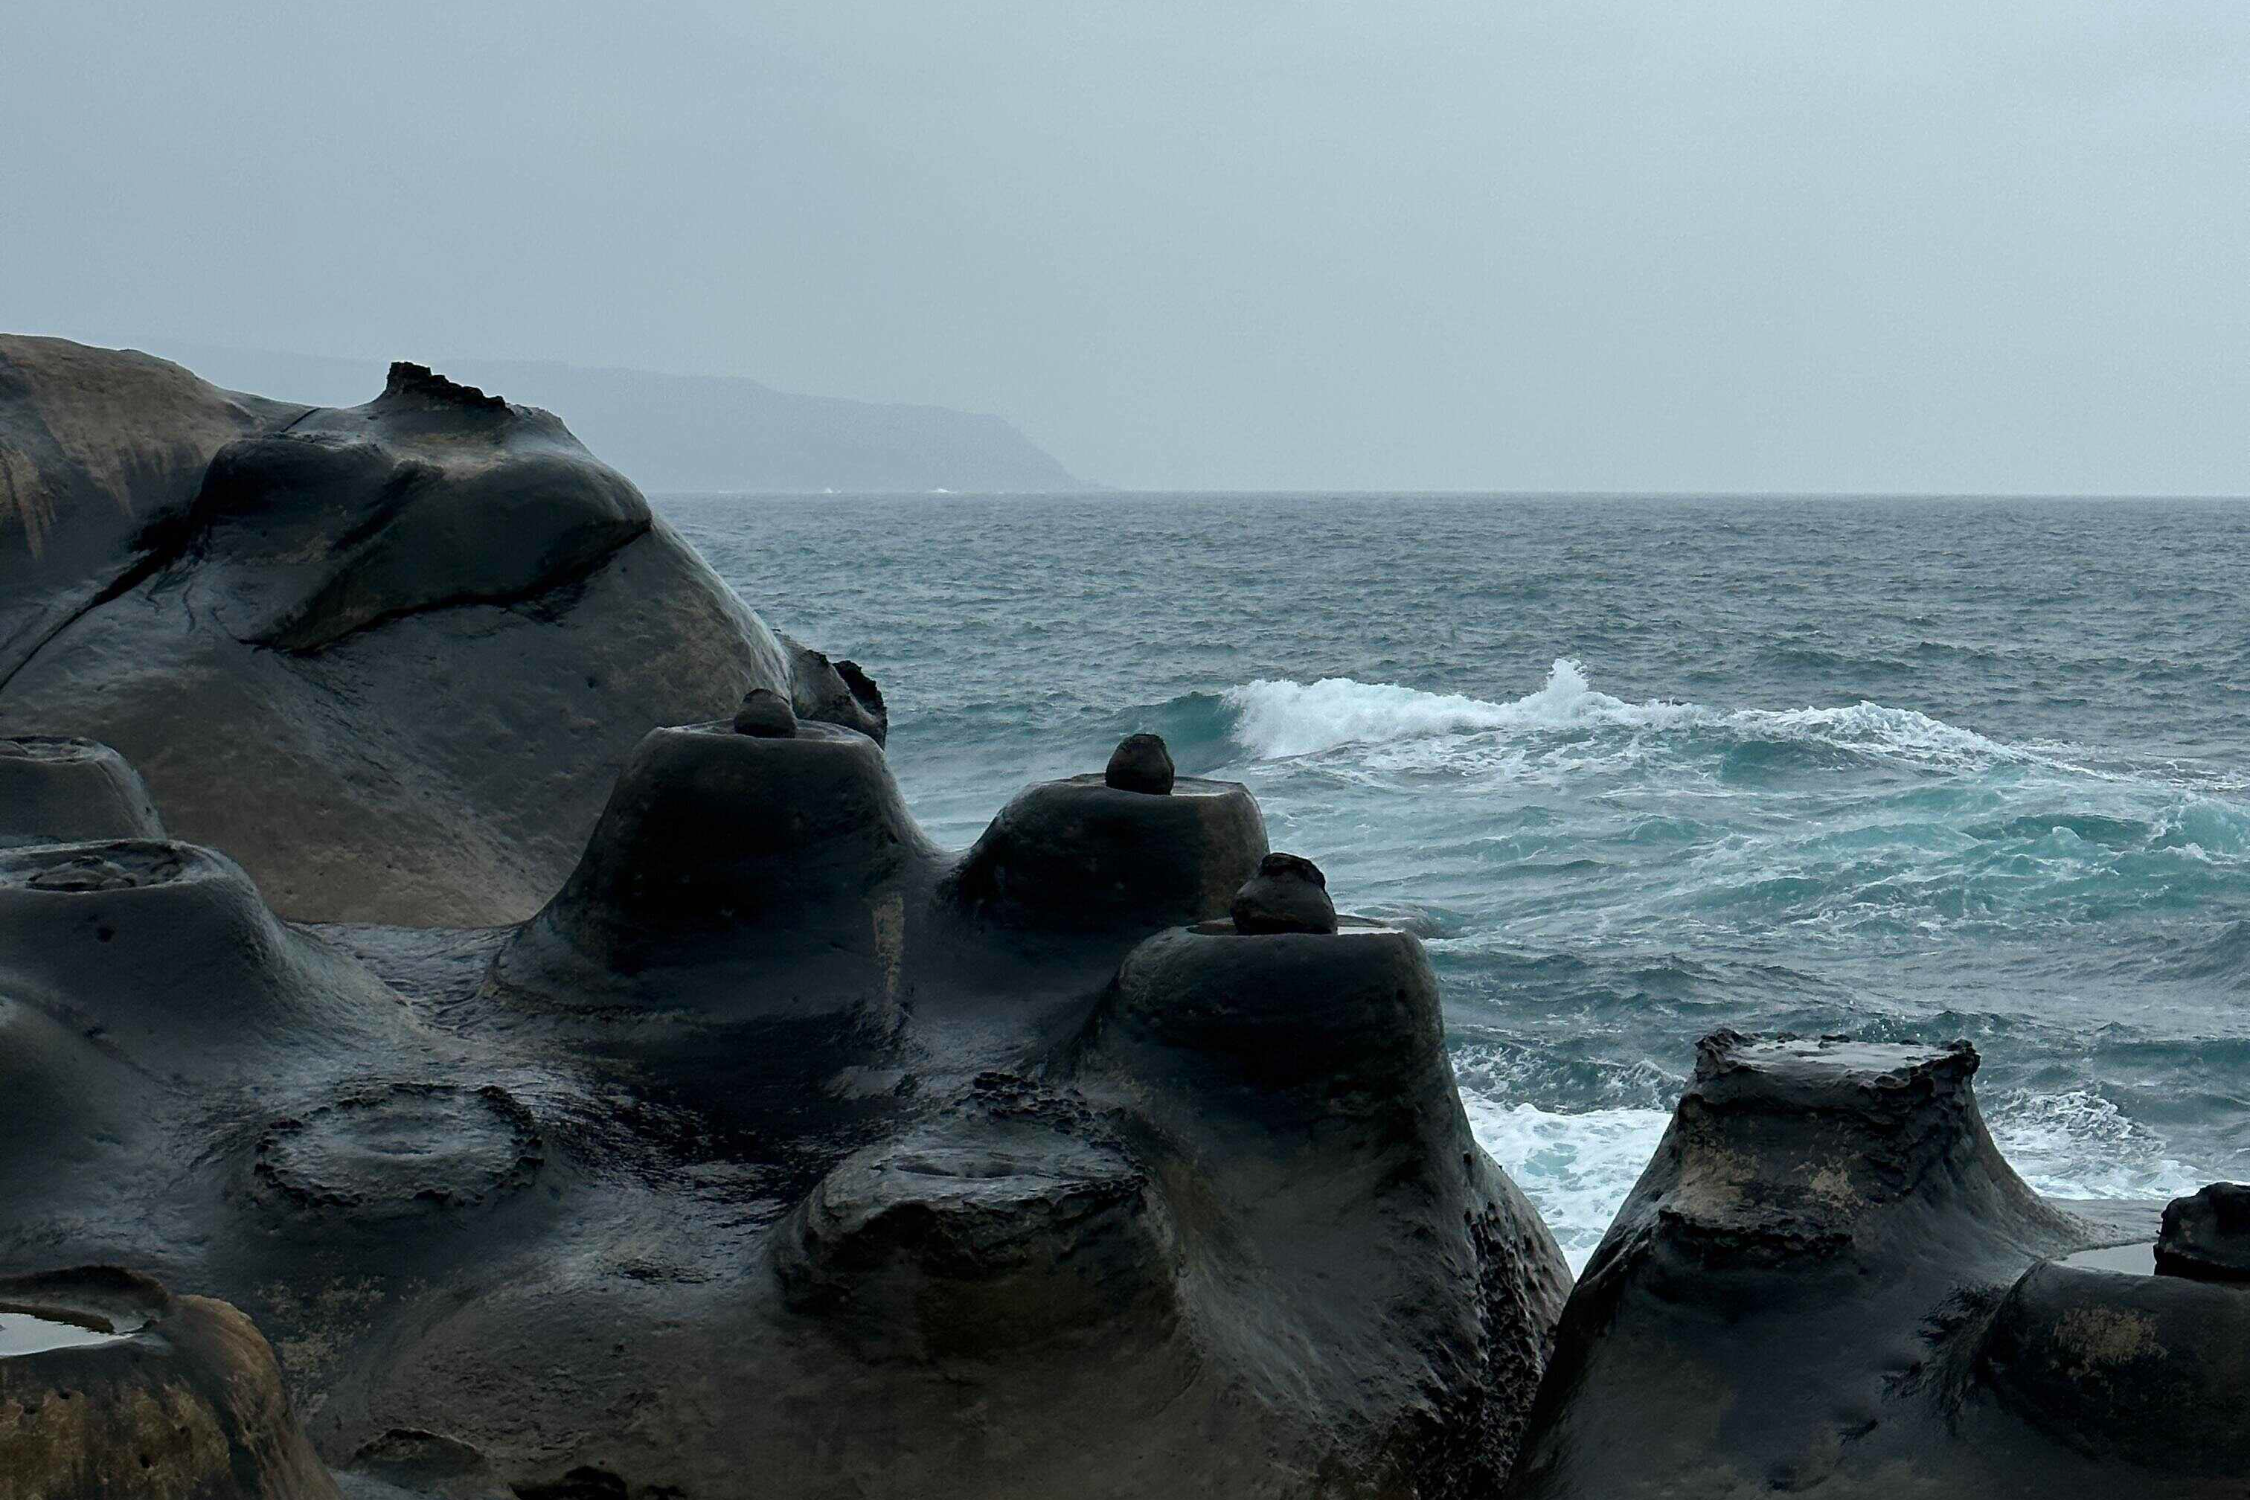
[662, 493, 2250, 1269]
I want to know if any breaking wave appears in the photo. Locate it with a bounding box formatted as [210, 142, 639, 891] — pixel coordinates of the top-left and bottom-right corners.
[1215, 658, 2073, 776]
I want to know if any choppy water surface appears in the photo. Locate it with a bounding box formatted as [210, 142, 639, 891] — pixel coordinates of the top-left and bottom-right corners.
[664, 494, 2250, 1268]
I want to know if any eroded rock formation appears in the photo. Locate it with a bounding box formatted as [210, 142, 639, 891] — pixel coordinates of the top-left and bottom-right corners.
[1504, 1031, 2244, 1498]
[0, 719, 1566, 1495]
[12, 341, 2225, 1499]
[0, 338, 882, 925]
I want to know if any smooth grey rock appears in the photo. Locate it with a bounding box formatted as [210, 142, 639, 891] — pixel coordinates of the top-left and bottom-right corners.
[0, 339, 886, 924]
[731, 686, 798, 737]
[1230, 850, 1338, 934]
[1079, 920, 1569, 1486]
[1103, 732, 1175, 794]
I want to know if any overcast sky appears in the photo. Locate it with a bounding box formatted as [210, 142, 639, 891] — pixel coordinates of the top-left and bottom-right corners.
[5, 2, 2245, 492]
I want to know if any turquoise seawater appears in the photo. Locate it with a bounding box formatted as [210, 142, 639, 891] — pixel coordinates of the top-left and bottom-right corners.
[662, 493, 2250, 1268]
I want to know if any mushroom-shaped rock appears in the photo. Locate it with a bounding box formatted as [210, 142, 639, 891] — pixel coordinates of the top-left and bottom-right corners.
[0, 839, 407, 1072]
[1104, 732, 1176, 795]
[0, 1267, 338, 1499]
[0, 737, 165, 844]
[1504, 1031, 2143, 1500]
[1077, 920, 1568, 1488]
[488, 719, 935, 1123]
[775, 1083, 1179, 1361]
[2156, 1182, 2250, 1282]
[731, 686, 798, 738]
[948, 772, 1266, 933]
[1230, 851, 1337, 934]
[495, 719, 931, 976]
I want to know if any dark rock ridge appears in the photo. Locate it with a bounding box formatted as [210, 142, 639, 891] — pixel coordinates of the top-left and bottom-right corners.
[0, 1266, 337, 1498]
[0, 728, 1567, 1497]
[1505, 1030, 2244, 1498]
[135, 342, 1087, 494]
[0, 337, 887, 925]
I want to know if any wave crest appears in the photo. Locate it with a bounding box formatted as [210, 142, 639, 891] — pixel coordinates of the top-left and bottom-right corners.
[1218, 658, 2054, 775]
[1219, 659, 1674, 759]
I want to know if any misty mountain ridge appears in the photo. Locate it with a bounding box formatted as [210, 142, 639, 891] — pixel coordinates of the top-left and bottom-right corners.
[133, 342, 1086, 495]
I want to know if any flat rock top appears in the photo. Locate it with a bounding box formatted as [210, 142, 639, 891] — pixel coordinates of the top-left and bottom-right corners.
[1051, 773, 1245, 800]
[1184, 914, 1395, 939]
[679, 718, 869, 746]
[1701, 1033, 1974, 1081]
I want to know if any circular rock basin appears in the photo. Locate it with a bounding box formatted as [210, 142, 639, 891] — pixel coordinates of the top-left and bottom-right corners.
[0, 1304, 143, 1357]
[254, 1083, 542, 1222]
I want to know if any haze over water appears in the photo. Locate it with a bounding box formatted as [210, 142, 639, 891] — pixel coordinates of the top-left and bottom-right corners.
[668, 493, 2250, 1269]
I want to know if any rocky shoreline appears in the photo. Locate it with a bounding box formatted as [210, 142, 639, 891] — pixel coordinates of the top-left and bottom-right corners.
[1, 339, 2240, 1498]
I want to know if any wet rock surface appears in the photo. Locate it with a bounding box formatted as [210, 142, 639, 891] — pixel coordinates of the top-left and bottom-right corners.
[2156, 1181, 2250, 1282]
[1505, 1030, 2243, 1499]
[10, 340, 2229, 1499]
[0, 1267, 337, 1500]
[0, 339, 893, 924]
[251, 1084, 544, 1226]
[334, 1429, 512, 1500]
[0, 719, 1563, 1498]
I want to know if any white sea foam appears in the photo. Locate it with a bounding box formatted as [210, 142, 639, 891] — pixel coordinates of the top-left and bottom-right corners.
[1221, 659, 2082, 777]
[1459, 1092, 1672, 1274]
[1462, 1083, 2201, 1276]
[1222, 659, 1666, 760]
[1986, 1088, 2203, 1201]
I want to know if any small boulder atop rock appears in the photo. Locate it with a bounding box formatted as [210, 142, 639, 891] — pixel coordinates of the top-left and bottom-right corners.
[733, 687, 799, 738]
[2157, 1181, 2250, 1282]
[1105, 733, 1176, 795]
[1231, 852, 1337, 935]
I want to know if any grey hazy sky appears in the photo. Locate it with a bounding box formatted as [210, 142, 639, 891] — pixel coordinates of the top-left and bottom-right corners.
[5, 2, 2246, 492]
